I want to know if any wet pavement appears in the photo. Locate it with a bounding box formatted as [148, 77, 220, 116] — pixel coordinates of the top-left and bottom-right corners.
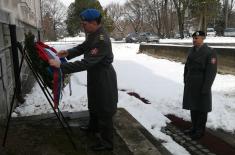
[0, 108, 170, 155]
[166, 114, 235, 155]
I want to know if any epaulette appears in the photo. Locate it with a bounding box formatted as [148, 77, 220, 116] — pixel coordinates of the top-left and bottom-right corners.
[99, 34, 104, 41]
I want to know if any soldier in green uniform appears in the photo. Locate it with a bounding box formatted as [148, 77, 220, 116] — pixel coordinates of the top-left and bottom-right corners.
[49, 9, 118, 151]
[183, 31, 217, 140]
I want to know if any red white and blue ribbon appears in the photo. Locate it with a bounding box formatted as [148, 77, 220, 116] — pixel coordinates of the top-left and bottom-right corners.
[35, 42, 65, 109]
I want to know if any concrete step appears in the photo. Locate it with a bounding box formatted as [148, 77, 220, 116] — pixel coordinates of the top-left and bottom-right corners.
[114, 108, 172, 155]
[0, 108, 172, 155]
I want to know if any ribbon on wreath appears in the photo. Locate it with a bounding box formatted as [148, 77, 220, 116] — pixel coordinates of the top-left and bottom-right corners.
[35, 42, 66, 109]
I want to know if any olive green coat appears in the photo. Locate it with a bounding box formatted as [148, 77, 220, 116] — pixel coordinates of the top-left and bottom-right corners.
[61, 27, 118, 115]
[183, 44, 217, 112]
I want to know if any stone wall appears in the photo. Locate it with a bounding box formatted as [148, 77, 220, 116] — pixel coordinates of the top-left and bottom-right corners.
[0, 22, 38, 119]
[0, 0, 41, 119]
[139, 44, 235, 75]
[0, 22, 14, 119]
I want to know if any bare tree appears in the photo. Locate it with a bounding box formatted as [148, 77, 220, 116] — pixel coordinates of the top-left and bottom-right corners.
[162, 0, 170, 37]
[143, 0, 178, 38]
[224, 0, 235, 27]
[41, 0, 67, 40]
[172, 0, 189, 38]
[106, 0, 183, 38]
[189, 0, 220, 33]
[143, 0, 162, 36]
[106, 3, 127, 38]
[124, 0, 146, 32]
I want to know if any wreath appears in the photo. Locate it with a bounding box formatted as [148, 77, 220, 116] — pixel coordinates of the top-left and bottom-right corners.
[24, 32, 69, 108]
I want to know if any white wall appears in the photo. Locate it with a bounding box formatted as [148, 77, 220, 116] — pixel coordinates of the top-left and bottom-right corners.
[0, 0, 41, 27]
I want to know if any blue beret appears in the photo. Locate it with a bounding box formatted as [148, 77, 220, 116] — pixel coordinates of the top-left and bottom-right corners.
[80, 9, 101, 21]
[192, 31, 205, 37]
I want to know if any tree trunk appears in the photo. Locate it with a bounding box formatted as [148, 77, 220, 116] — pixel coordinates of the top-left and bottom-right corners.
[198, 13, 203, 30]
[224, 0, 228, 28]
[164, 0, 170, 38]
[172, 0, 187, 39]
[177, 10, 184, 39]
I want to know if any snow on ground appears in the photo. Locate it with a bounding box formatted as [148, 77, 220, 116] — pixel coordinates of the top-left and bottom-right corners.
[13, 36, 235, 155]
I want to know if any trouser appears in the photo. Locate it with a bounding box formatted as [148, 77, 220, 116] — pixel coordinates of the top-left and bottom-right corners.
[190, 110, 208, 133]
[89, 111, 114, 146]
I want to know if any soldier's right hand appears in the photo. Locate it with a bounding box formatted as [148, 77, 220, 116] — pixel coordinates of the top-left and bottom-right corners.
[57, 50, 69, 58]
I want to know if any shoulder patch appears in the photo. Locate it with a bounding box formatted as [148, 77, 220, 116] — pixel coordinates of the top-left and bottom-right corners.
[90, 48, 99, 56]
[99, 34, 104, 41]
[211, 57, 217, 64]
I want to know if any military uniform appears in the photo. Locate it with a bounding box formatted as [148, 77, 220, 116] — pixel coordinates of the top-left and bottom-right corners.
[61, 26, 118, 147]
[183, 43, 217, 137]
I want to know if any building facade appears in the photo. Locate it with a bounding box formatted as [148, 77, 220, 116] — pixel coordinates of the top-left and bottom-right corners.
[0, 0, 42, 119]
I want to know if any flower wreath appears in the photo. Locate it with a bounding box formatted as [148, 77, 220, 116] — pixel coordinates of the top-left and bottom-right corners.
[25, 33, 69, 109]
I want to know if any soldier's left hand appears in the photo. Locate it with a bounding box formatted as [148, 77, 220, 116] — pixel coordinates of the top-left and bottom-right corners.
[48, 59, 61, 68]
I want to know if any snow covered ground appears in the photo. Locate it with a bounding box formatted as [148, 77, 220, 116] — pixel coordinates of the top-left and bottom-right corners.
[13, 36, 235, 155]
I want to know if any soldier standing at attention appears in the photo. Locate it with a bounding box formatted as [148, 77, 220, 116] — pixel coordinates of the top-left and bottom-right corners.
[49, 9, 118, 151]
[183, 31, 217, 140]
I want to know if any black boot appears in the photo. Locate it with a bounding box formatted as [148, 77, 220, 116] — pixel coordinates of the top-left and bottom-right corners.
[190, 130, 204, 140]
[80, 112, 99, 132]
[190, 111, 207, 140]
[91, 139, 113, 151]
[91, 132, 113, 151]
[79, 125, 98, 133]
[80, 125, 91, 132]
[183, 128, 195, 135]
[91, 142, 113, 151]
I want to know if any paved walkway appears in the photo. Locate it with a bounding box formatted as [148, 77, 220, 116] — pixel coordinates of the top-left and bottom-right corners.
[0, 108, 171, 155]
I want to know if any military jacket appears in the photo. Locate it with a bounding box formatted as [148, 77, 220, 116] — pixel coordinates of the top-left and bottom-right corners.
[61, 27, 118, 114]
[183, 44, 217, 112]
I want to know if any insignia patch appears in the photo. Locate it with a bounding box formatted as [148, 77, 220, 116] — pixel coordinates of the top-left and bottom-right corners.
[90, 48, 98, 55]
[100, 34, 104, 40]
[211, 58, 216, 64]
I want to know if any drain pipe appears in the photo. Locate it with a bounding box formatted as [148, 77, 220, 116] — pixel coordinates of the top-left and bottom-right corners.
[9, 13, 25, 104]
[38, 0, 42, 41]
[38, 29, 41, 41]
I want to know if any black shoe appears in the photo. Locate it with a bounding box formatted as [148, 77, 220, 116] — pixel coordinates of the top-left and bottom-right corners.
[190, 132, 204, 140]
[80, 125, 90, 132]
[80, 125, 98, 134]
[91, 143, 113, 151]
[183, 128, 195, 135]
